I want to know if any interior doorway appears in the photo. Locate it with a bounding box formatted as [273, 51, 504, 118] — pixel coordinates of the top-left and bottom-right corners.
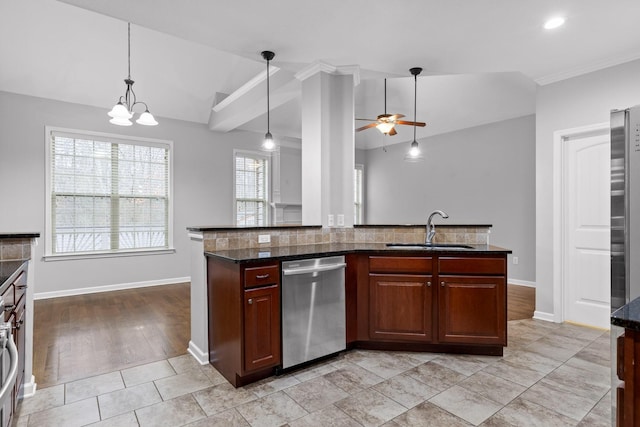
[555, 124, 611, 329]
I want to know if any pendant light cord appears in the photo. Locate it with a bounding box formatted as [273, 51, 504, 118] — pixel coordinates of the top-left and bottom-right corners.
[266, 57, 270, 133]
[413, 73, 417, 141]
[127, 23, 131, 80]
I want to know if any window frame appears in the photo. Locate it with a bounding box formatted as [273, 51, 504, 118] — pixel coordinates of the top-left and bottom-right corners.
[354, 163, 365, 225]
[44, 126, 175, 260]
[233, 149, 270, 226]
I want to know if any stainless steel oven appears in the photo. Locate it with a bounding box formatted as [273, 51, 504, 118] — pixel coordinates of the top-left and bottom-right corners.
[0, 297, 17, 427]
[281, 256, 346, 369]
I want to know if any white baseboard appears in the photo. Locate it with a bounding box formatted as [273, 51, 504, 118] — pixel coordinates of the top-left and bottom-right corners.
[22, 376, 37, 398]
[533, 310, 557, 323]
[188, 341, 209, 365]
[34, 277, 191, 300]
[508, 278, 536, 288]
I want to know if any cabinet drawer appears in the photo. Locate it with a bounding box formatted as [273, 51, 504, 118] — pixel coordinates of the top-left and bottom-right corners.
[369, 256, 432, 274]
[244, 265, 280, 288]
[438, 257, 505, 275]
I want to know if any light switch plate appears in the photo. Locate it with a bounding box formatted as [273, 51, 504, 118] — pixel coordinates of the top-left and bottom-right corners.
[337, 214, 345, 227]
[258, 234, 271, 244]
[328, 214, 334, 227]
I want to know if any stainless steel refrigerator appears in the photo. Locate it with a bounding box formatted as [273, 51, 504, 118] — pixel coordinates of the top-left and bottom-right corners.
[610, 105, 640, 423]
[611, 105, 640, 310]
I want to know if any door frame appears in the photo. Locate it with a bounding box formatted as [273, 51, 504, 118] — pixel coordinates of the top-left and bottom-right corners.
[552, 122, 609, 324]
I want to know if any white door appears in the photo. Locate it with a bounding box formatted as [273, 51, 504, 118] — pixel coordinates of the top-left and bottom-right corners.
[564, 133, 611, 329]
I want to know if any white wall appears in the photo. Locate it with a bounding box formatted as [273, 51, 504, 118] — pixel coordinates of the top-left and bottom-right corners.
[364, 115, 536, 283]
[0, 91, 296, 296]
[535, 59, 640, 318]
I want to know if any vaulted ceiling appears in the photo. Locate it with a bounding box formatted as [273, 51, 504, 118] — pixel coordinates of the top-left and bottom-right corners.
[2, 0, 639, 149]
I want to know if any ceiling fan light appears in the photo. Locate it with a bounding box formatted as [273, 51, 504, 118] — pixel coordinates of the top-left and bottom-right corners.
[262, 131, 276, 151]
[109, 116, 133, 126]
[544, 16, 565, 30]
[108, 102, 132, 119]
[136, 110, 159, 126]
[376, 122, 395, 134]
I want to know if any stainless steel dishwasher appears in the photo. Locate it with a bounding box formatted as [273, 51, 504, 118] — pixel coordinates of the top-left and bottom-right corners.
[281, 256, 346, 369]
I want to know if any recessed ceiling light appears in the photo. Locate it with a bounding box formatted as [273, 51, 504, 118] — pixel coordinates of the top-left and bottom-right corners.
[544, 16, 566, 30]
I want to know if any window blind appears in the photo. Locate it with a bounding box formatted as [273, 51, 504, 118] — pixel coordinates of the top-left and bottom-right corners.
[235, 153, 268, 226]
[49, 131, 171, 254]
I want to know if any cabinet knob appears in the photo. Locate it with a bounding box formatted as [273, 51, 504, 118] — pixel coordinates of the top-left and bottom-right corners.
[248, 299, 253, 305]
[441, 281, 445, 287]
[427, 281, 431, 287]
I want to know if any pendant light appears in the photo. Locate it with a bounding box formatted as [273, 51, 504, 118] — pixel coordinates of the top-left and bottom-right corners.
[261, 50, 276, 151]
[404, 67, 424, 162]
[108, 23, 158, 126]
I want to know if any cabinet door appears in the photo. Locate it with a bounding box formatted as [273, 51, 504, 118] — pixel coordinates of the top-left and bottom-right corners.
[14, 302, 25, 402]
[438, 276, 506, 345]
[369, 274, 433, 342]
[243, 285, 281, 372]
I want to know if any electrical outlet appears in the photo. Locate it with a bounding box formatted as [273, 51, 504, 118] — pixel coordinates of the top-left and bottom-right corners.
[328, 214, 334, 227]
[513, 256, 519, 265]
[337, 214, 345, 227]
[258, 234, 271, 244]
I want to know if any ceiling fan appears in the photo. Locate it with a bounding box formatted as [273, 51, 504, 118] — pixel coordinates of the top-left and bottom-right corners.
[356, 70, 426, 136]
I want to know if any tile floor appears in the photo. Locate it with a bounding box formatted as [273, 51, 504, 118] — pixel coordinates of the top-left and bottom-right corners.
[15, 319, 612, 426]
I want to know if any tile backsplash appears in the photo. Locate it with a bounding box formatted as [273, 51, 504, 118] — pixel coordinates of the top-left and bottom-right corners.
[203, 226, 490, 252]
[0, 239, 32, 261]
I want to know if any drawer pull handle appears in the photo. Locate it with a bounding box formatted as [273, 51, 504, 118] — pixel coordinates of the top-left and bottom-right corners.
[248, 299, 253, 305]
[255, 274, 270, 279]
[15, 285, 27, 290]
[441, 281, 446, 287]
[3, 305, 15, 312]
[427, 281, 431, 287]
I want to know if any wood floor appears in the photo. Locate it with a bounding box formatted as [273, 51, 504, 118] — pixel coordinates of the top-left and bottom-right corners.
[33, 282, 535, 389]
[33, 283, 191, 388]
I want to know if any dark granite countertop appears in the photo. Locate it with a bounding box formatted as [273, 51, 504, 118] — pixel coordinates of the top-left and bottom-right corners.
[0, 260, 27, 291]
[0, 233, 40, 239]
[612, 297, 640, 331]
[187, 225, 321, 232]
[205, 243, 511, 263]
[354, 224, 492, 229]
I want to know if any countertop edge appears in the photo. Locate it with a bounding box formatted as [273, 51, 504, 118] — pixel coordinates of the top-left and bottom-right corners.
[353, 224, 492, 229]
[0, 233, 40, 239]
[187, 225, 322, 232]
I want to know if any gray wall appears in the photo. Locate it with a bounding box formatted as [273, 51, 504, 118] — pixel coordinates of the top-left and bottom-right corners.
[0, 91, 298, 296]
[364, 115, 536, 283]
[535, 59, 640, 317]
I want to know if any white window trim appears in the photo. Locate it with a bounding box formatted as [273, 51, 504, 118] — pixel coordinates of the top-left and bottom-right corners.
[355, 163, 365, 225]
[232, 149, 270, 226]
[44, 126, 175, 259]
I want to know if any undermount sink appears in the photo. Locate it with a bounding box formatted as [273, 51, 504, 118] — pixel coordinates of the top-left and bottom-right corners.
[385, 243, 475, 250]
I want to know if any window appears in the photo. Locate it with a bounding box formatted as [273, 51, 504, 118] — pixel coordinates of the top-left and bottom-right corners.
[234, 151, 269, 226]
[45, 128, 172, 257]
[354, 164, 364, 224]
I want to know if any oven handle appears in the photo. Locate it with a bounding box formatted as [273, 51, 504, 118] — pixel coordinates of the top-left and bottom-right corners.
[0, 326, 18, 408]
[282, 263, 346, 276]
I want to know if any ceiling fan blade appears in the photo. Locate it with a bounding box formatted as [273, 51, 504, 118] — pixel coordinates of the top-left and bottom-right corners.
[396, 120, 426, 127]
[356, 122, 379, 132]
[388, 114, 405, 120]
[388, 127, 397, 136]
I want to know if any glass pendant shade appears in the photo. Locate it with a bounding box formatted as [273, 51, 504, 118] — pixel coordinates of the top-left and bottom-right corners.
[136, 110, 158, 126]
[108, 102, 132, 119]
[376, 122, 395, 134]
[262, 131, 276, 151]
[404, 140, 424, 162]
[109, 116, 133, 126]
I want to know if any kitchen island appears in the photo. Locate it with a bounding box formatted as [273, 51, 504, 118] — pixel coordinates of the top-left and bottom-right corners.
[188, 224, 511, 387]
[611, 297, 640, 425]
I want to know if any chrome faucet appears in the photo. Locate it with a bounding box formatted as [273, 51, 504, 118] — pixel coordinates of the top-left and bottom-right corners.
[426, 210, 449, 244]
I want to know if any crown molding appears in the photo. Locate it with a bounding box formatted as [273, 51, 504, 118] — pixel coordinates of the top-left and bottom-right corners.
[295, 61, 360, 86]
[535, 52, 640, 86]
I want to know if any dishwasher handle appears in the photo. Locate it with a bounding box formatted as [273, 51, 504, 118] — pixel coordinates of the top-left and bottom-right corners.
[282, 262, 346, 276]
[0, 323, 18, 409]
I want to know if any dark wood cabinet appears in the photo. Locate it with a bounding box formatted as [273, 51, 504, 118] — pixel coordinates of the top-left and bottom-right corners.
[438, 275, 506, 345]
[616, 329, 640, 426]
[369, 274, 433, 341]
[243, 285, 280, 372]
[207, 257, 281, 387]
